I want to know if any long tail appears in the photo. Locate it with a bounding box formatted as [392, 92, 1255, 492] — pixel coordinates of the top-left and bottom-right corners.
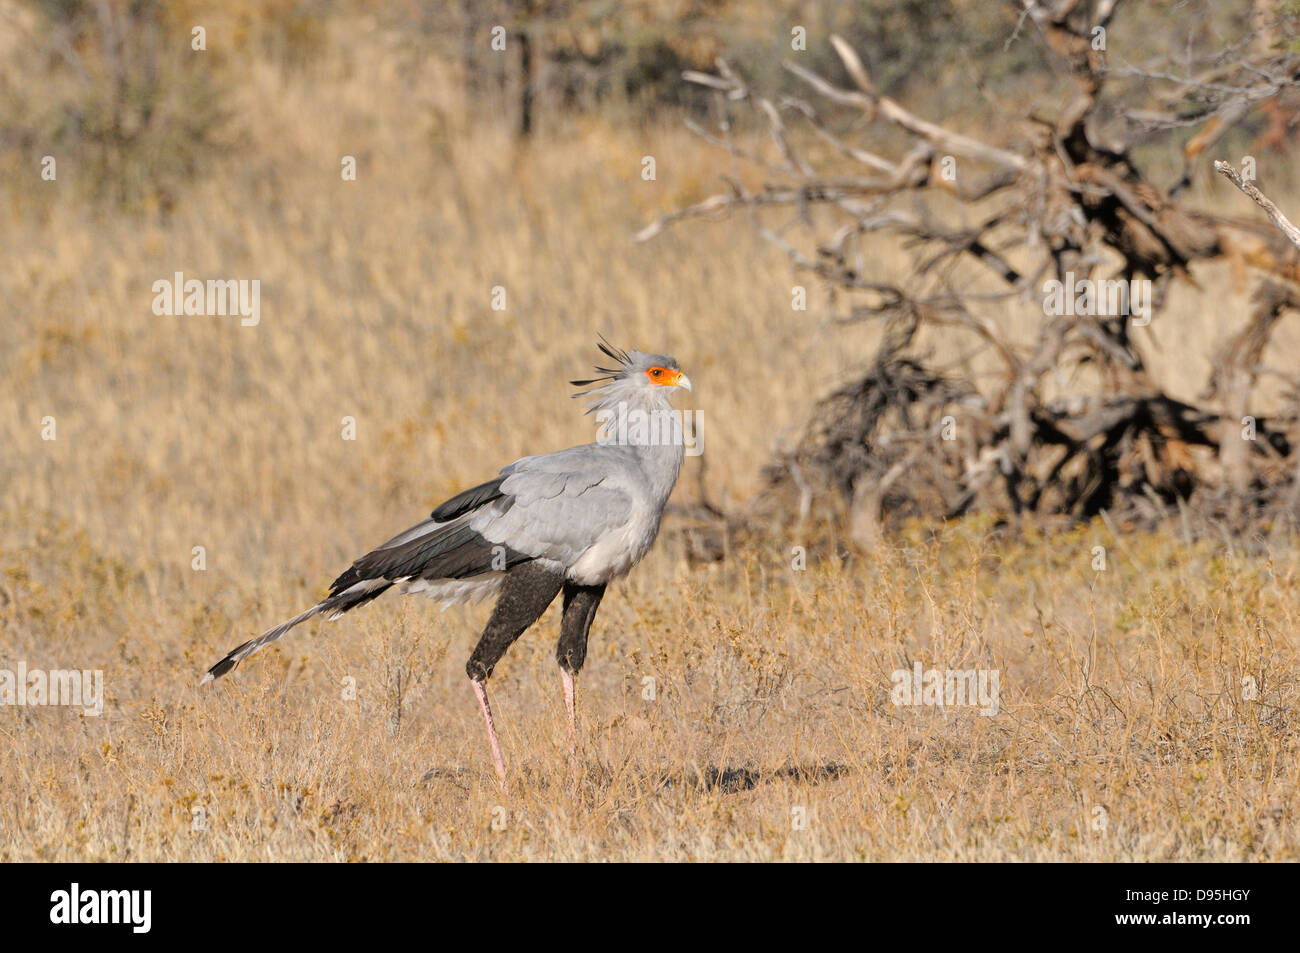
[202, 502, 527, 684]
[200, 577, 392, 684]
[201, 605, 322, 683]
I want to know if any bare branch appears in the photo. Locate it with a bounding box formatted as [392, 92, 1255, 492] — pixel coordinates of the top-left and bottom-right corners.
[1214, 160, 1300, 250]
[787, 38, 1031, 172]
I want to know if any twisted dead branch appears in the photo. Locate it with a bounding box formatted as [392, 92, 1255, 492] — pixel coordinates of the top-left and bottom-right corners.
[645, 0, 1300, 543]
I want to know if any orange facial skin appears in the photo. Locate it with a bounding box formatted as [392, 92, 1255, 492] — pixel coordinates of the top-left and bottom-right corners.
[645, 366, 683, 386]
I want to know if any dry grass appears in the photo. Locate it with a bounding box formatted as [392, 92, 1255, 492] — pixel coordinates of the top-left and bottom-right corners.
[2, 9, 1299, 862]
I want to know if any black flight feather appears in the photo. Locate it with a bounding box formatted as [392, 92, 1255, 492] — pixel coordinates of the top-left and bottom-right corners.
[430, 477, 507, 522]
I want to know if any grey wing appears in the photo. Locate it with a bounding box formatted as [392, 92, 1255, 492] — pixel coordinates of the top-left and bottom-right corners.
[470, 450, 636, 565]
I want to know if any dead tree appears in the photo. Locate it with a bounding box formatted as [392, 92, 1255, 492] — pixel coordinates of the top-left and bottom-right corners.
[641, 0, 1300, 543]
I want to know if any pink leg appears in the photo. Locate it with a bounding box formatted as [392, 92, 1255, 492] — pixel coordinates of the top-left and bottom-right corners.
[561, 669, 579, 789]
[470, 678, 509, 792]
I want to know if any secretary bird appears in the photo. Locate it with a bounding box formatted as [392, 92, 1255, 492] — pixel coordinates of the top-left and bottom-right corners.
[202, 340, 691, 789]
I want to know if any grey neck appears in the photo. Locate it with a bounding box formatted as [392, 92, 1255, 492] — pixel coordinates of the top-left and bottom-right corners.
[592, 389, 686, 505]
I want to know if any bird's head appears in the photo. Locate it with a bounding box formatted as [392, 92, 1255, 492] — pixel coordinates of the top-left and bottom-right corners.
[571, 338, 691, 414]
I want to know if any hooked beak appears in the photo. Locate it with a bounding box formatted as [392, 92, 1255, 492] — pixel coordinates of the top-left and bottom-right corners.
[676, 373, 692, 392]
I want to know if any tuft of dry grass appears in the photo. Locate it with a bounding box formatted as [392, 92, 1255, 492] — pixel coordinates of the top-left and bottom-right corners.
[2, 9, 1298, 862]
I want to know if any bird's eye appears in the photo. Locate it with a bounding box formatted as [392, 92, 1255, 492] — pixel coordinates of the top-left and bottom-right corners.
[651, 368, 662, 377]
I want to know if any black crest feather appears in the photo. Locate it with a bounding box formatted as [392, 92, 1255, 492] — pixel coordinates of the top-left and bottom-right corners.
[596, 333, 630, 366]
[570, 336, 632, 390]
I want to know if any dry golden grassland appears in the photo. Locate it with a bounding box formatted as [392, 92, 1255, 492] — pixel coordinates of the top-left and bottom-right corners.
[2, 9, 1298, 861]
